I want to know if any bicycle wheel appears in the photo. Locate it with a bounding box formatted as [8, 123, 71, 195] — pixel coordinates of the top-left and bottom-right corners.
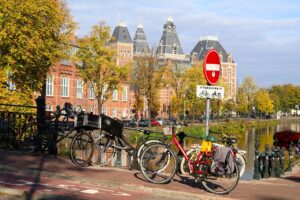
[180, 148, 199, 175]
[70, 130, 94, 167]
[92, 133, 117, 167]
[140, 143, 177, 184]
[201, 162, 240, 195]
[136, 139, 164, 165]
[18, 122, 50, 155]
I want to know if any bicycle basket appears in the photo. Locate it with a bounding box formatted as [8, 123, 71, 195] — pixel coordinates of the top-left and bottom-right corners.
[99, 114, 123, 136]
[201, 140, 212, 152]
[74, 113, 101, 130]
[163, 126, 172, 135]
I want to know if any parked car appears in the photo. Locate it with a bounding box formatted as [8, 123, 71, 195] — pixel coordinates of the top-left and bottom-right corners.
[138, 119, 149, 127]
[151, 119, 160, 126]
[122, 119, 137, 128]
[155, 118, 164, 125]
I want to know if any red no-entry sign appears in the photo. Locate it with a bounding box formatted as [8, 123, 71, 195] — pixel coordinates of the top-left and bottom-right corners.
[203, 49, 221, 85]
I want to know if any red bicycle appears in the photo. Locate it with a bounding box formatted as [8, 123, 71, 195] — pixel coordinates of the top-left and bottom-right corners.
[139, 123, 240, 195]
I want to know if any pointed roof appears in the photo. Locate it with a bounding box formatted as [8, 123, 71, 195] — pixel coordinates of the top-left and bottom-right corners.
[191, 36, 233, 62]
[111, 21, 132, 43]
[156, 17, 184, 55]
[133, 23, 150, 55]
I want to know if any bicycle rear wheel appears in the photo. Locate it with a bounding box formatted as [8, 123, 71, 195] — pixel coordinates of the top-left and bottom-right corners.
[18, 122, 50, 155]
[140, 143, 177, 184]
[201, 162, 240, 195]
[70, 130, 94, 167]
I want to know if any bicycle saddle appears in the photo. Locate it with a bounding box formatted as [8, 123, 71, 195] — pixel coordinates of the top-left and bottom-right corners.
[227, 137, 237, 145]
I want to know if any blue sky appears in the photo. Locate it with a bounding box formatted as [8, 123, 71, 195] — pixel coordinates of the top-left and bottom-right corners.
[66, 0, 300, 87]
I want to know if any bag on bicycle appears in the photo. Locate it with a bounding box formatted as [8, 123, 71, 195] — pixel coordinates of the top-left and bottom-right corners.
[210, 146, 235, 176]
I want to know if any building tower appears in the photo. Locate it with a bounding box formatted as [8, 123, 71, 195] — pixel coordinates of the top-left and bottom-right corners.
[110, 21, 133, 67]
[133, 23, 150, 56]
[191, 36, 237, 101]
[156, 17, 187, 61]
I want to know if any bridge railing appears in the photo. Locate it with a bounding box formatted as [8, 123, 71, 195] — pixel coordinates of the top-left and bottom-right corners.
[0, 104, 36, 148]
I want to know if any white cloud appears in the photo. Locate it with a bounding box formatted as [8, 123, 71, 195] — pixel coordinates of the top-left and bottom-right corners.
[66, 0, 300, 87]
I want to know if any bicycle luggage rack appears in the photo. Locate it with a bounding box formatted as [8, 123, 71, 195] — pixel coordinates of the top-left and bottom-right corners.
[74, 113, 123, 136]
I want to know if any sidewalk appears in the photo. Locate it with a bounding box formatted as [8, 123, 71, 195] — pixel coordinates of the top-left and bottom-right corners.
[0, 150, 300, 200]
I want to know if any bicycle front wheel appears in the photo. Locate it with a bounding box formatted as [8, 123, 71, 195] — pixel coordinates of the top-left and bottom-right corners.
[201, 162, 240, 195]
[18, 122, 50, 156]
[70, 130, 94, 167]
[140, 143, 177, 184]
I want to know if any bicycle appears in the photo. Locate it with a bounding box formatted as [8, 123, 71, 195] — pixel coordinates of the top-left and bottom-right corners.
[70, 113, 167, 168]
[139, 123, 240, 195]
[18, 103, 81, 155]
[180, 131, 247, 177]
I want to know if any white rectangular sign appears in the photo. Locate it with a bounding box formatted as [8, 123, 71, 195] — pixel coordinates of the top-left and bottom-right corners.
[196, 85, 224, 99]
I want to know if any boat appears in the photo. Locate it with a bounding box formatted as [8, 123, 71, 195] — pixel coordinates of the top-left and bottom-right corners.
[273, 130, 300, 148]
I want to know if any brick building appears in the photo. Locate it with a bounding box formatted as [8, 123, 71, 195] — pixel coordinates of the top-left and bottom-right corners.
[45, 17, 237, 119]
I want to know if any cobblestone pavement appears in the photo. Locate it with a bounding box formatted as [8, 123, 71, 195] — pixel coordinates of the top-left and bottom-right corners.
[0, 150, 299, 200]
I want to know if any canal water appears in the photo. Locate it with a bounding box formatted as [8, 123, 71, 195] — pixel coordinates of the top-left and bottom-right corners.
[183, 120, 300, 180]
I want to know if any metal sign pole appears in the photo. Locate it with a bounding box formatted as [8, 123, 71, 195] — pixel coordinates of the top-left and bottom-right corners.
[205, 98, 210, 136]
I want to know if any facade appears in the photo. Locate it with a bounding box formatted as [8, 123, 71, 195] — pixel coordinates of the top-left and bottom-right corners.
[45, 17, 237, 119]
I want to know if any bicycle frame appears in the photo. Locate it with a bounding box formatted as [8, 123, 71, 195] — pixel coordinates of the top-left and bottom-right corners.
[170, 132, 212, 175]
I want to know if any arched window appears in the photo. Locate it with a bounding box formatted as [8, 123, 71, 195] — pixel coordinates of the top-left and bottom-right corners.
[173, 45, 177, 54]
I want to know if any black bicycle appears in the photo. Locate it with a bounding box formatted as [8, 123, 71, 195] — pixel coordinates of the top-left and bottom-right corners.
[70, 113, 167, 169]
[18, 103, 81, 155]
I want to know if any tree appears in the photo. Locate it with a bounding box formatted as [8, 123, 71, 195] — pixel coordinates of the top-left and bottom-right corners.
[0, 69, 33, 112]
[236, 87, 248, 116]
[131, 53, 161, 122]
[238, 76, 258, 117]
[255, 89, 274, 116]
[159, 60, 186, 120]
[74, 22, 130, 115]
[182, 63, 206, 123]
[0, 0, 75, 94]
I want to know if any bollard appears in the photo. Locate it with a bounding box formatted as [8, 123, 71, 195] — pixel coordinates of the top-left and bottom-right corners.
[270, 146, 276, 177]
[263, 144, 271, 178]
[274, 146, 281, 177]
[35, 96, 45, 124]
[253, 136, 261, 180]
[280, 147, 285, 174]
[48, 105, 60, 156]
[287, 142, 293, 172]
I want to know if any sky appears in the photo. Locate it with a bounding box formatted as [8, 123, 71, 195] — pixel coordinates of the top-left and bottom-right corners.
[66, 0, 300, 87]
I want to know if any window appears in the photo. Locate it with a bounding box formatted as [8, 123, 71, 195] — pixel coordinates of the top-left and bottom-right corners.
[101, 84, 108, 100]
[158, 45, 162, 54]
[122, 108, 127, 118]
[112, 89, 118, 101]
[46, 104, 52, 111]
[90, 106, 94, 113]
[228, 66, 232, 80]
[76, 79, 83, 98]
[101, 107, 107, 115]
[122, 86, 127, 101]
[112, 108, 118, 117]
[228, 82, 232, 95]
[173, 45, 177, 54]
[8, 79, 16, 91]
[61, 77, 69, 97]
[89, 84, 95, 99]
[7, 72, 16, 91]
[46, 76, 53, 96]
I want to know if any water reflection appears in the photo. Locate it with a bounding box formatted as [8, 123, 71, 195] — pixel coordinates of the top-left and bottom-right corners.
[183, 120, 300, 180]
